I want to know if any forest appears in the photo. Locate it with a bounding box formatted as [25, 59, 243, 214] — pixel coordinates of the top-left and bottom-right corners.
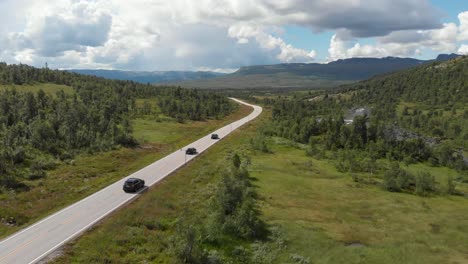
[0, 63, 235, 190]
[260, 56, 468, 196]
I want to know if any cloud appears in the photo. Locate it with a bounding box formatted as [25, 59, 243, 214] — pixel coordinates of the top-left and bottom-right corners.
[459, 45, 468, 55]
[224, 0, 441, 37]
[228, 24, 316, 62]
[0, 0, 458, 70]
[11, 1, 112, 57]
[328, 14, 466, 61]
[459, 11, 468, 41]
[303, 0, 442, 37]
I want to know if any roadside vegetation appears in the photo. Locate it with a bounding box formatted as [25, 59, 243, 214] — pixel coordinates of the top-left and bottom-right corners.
[0, 62, 238, 237]
[52, 57, 467, 263]
[3, 57, 468, 263]
[0, 98, 247, 238]
[51, 107, 468, 263]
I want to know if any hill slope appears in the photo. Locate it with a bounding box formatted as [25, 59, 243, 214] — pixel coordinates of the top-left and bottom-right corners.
[234, 57, 423, 80]
[266, 55, 467, 171]
[343, 55, 468, 114]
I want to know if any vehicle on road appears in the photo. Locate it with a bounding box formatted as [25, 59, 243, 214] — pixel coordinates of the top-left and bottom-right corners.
[186, 147, 197, 155]
[123, 178, 145, 193]
[211, 133, 219, 139]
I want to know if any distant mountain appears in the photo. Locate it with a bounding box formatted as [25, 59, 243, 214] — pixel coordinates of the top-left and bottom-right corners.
[178, 54, 461, 89]
[67, 69, 225, 84]
[435, 53, 461, 61]
[234, 54, 462, 80]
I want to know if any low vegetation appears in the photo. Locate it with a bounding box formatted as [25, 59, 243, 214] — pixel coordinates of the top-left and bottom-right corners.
[256, 57, 467, 199]
[0, 62, 235, 203]
[252, 140, 468, 264]
[0, 62, 249, 236]
[51, 109, 468, 263]
[3, 57, 468, 263]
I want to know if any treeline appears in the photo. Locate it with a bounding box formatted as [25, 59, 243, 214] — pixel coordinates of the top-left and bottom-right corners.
[266, 96, 466, 170]
[0, 63, 235, 121]
[0, 63, 235, 190]
[0, 88, 135, 188]
[158, 87, 236, 121]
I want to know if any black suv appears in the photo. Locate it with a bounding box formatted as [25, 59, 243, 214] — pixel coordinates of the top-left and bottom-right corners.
[185, 147, 197, 155]
[123, 178, 145, 193]
[211, 133, 219, 139]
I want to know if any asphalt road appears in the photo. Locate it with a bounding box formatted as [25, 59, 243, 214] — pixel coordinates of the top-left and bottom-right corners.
[0, 98, 262, 264]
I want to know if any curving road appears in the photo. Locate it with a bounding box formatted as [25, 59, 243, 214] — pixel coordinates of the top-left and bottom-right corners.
[0, 98, 262, 264]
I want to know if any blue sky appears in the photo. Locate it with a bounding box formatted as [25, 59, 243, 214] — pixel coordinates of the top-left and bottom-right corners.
[280, 1, 467, 62]
[432, 0, 467, 21]
[0, 0, 467, 71]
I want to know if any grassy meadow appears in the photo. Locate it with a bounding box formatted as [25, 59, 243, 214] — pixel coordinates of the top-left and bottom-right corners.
[51, 109, 468, 264]
[253, 143, 468, 264]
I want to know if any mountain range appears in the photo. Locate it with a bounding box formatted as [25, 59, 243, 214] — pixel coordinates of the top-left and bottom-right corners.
[238, 53, 460, 79]
[69, 54, 461, 89]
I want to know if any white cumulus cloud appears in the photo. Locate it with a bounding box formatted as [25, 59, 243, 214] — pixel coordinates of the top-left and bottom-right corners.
[327, 13, 467, 61]
[458, 44, 468, 55]
[458, 11, 468, 41]
[228, 24, 316, 62]
[0, 0, 462, 70]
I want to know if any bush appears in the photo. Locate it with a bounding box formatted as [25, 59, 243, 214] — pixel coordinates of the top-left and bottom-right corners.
[28, 168, 46, 180]
[351, 173, 360, 182]
[231, 246, 251, 263]
[383, 164, 414, 192]
[171, 224, 207, 264]
[231, 194, 263, 239]
[446, 175, 457, 195]
[206, 155, 265, 241]
[415, 172, 436, 196]
[250, 133, 270, 153]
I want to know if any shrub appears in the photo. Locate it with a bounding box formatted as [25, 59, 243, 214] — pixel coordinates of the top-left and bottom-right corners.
[250, 133, 270, 153]
[415, 172, 436, 196]
[446, 175, 457, 195]
[171, 224, 207, 264]
[383, 164, 414, 192]
[28, 167, 46, 180]
[206, 155, 265, 241]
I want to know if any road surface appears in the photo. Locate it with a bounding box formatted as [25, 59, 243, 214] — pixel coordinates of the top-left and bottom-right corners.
[0, 98, 262, 264]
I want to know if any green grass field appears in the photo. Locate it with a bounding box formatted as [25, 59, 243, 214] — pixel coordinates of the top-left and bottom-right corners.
[51, 109, 468, 264]
[0, 101, 251, 239]
[0, 83, 74, 95]
[253, 143, 468, 264]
